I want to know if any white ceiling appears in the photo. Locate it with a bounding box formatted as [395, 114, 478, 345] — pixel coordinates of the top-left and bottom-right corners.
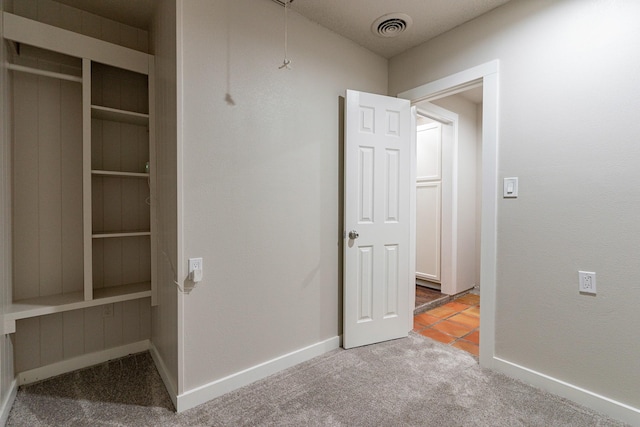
[52, 0, 511, 59]
[289, 0, 511, 58]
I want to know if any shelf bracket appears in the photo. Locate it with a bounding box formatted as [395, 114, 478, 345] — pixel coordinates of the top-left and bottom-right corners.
[9, 40, 20, 56]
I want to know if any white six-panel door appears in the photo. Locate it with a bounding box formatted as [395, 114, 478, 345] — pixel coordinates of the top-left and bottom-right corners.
[343, 90, 412, 349]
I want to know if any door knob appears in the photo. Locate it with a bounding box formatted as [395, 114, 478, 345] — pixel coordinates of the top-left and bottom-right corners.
[348, 230, 359, 240]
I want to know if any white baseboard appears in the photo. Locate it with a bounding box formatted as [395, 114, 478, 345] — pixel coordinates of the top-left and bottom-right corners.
[176, 335, 341, 412]
[493, 357, 640, 426]
[149, 342, 177, 409]
[18, 340, 150, 386]
[0, 378, 17, 427]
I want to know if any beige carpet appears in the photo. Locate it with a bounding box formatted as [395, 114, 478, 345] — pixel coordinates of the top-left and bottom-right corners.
[7, 333, 629, 426]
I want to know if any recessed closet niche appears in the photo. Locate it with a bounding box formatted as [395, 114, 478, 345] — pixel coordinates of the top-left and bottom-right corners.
[4, 4, 156, 375]
[90, 62, 152, 297]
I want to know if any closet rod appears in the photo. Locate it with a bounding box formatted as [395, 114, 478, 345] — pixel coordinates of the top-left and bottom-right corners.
[7, 63, 82, 83]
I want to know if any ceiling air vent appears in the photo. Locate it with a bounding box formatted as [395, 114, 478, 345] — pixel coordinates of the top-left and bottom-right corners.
[371, 13, 413, 38]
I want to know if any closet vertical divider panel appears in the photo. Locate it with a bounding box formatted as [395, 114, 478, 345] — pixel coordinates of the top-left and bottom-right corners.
[148, 57, 157, 306]
[82, 58, 93, 301]
[35, 60, 62, 299]
[60, 60, 84, 297]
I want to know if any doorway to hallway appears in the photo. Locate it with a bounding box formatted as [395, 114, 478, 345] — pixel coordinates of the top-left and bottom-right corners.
[400, 59, 499, 365]
[413, 291, 480, 357]
[411, 83, 485, 360]
[414, 86, 483, 298]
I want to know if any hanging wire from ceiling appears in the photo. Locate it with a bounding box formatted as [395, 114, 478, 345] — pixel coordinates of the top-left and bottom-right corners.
[225, 0, 235, 105]
[278, 0, 292, 69]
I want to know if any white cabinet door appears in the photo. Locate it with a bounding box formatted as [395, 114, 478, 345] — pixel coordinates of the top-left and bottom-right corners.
[416, 182, 441, 281]
[416, 124, 441, 181]
[343, 90, 412, 349]
[416, 124, 442, 283]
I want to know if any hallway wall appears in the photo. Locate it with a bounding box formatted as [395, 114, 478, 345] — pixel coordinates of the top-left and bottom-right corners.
[431, 94, 480, 294]
[389, 0, 640, 413]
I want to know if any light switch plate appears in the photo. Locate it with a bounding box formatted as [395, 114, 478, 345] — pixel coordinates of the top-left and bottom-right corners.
[503, 177, 518, 198]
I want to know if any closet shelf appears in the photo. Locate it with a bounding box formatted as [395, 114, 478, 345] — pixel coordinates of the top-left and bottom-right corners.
[91, 105, 149, 126]
[92, 170, 149, 178]
[92, 231, 151, 239]
[3, 282, 152, 334]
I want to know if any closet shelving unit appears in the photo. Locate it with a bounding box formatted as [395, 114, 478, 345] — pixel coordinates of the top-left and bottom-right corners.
[3, 12, 157, 334]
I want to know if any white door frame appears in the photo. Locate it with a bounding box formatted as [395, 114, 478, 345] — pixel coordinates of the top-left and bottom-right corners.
[398, 60, 499, 368]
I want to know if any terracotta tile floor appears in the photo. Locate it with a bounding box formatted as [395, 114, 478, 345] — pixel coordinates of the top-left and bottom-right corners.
[413, 293, 480, 357]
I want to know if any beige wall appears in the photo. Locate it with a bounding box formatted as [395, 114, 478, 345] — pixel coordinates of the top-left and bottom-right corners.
[178, 0, 387, 392]
[390, 0, 640, 410]
[150, 0, 179, 398]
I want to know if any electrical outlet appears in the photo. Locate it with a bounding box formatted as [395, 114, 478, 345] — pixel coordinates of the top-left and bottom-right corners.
[578, 271, 596, 294]
[188, 257, 203, 283]
[103, 303, 114, 318]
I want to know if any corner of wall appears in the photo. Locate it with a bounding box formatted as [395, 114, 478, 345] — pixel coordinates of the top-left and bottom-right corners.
[149, 0, 180, 402]
[149, 341, 177, 410]
[175, 336, 340, 413]
[0, 376, 17, 427]
[492, 356, 640, 426]
[1, 0, 18, 422]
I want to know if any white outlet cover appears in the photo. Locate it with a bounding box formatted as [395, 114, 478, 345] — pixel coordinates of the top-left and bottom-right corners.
[188, 258, 203, 282]
[578, 271, 596, 294]
[188, 258, 203, 272]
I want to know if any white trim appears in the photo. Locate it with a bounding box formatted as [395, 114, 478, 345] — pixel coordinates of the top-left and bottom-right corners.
[493, 357, 640, 426]
[398, 59, 499, 369]
[408, 107, 416, 330]
[478, 70, 499, 368]
[82, 58, 92, 302]
[176, 0, 186, 397]
[175, 336, 340, 412]
[17, 340, 150, 385]
[148, 55, 158, 307]
[0, 378, 17, 426]
[2, 12, 149, 75]
[150, 342, 178, 409]
[398, 61, 497, 103]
